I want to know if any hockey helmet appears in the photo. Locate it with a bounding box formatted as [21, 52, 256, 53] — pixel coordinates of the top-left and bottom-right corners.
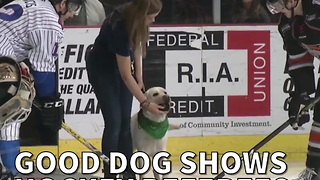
[67, 0, 84, 14]
[0, 57, 35, 129]
[266, 0, 288, 14]
[50, 0, 84, 14]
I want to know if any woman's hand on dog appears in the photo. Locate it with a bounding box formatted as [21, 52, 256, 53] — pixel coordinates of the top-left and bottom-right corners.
[146, 103, 166, 115]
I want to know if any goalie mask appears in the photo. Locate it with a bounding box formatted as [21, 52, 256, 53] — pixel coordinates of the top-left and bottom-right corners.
[0, 57, 35, 129]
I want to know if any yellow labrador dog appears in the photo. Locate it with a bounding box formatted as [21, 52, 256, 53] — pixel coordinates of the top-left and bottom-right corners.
[131, 87, 179, 180]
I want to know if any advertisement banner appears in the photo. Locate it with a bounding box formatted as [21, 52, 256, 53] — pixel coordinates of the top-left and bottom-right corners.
[58, 28, 102, 139]
[58, 26, 314, 140]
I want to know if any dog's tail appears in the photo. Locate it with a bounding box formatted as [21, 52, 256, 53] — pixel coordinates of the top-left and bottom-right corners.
[169, 124, 180, 130]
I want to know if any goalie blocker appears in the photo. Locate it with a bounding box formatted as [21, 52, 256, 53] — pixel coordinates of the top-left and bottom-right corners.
[37, 94, 64, 132]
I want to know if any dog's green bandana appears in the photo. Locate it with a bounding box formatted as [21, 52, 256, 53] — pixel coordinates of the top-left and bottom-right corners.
[138, 110, 169, 139]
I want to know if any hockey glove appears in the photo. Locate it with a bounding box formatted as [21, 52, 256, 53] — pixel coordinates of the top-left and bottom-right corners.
[288, 91, 311, 129]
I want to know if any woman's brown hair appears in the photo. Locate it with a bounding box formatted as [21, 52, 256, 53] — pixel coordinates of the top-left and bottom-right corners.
[124, 0, 162, 57]
[232, 0, 270, 23]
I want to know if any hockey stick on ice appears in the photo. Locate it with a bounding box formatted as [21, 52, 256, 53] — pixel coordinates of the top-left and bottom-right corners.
[60, 122, 132, 178]
[32, 101, 132, 178]
[213, 96, 320, 180]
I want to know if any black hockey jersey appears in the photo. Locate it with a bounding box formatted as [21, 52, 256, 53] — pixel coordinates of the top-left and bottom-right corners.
[278, 0, 320, 71]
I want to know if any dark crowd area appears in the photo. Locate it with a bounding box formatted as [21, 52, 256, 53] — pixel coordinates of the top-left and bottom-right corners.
[65, 0, 280, 26]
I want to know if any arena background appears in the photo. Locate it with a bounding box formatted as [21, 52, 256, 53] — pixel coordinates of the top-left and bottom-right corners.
[19, 24, 318, 165]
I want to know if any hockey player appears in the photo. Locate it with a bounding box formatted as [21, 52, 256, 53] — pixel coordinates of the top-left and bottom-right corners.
[266, 0, 320, 179]
[0, 0, 83, 178]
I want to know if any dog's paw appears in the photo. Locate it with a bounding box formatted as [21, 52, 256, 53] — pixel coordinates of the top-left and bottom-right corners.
[169, 123, 180, 130]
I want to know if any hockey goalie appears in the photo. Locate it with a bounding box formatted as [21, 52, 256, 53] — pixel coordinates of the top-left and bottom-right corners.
[0, 56, 35, 179]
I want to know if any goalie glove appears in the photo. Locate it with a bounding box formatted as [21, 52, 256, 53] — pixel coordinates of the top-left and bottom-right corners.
[288, 91, 311, 130]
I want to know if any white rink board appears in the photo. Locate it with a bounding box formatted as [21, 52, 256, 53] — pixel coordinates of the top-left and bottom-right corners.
[59, 26, 319, 140]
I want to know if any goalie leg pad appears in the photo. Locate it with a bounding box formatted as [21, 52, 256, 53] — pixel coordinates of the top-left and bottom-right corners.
[0, 140, 19, 176]
[38, 96, 64, 132]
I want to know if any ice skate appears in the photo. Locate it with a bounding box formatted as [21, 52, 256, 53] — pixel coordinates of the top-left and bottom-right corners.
[293, 168, 320, 180]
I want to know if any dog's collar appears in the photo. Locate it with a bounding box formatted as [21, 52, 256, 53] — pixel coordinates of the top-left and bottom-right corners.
[138, 110, 169, 139]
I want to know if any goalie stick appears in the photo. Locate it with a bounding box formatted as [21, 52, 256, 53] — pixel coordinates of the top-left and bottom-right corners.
[32, 101, 132, 179]
[213, 95, 320, 180]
